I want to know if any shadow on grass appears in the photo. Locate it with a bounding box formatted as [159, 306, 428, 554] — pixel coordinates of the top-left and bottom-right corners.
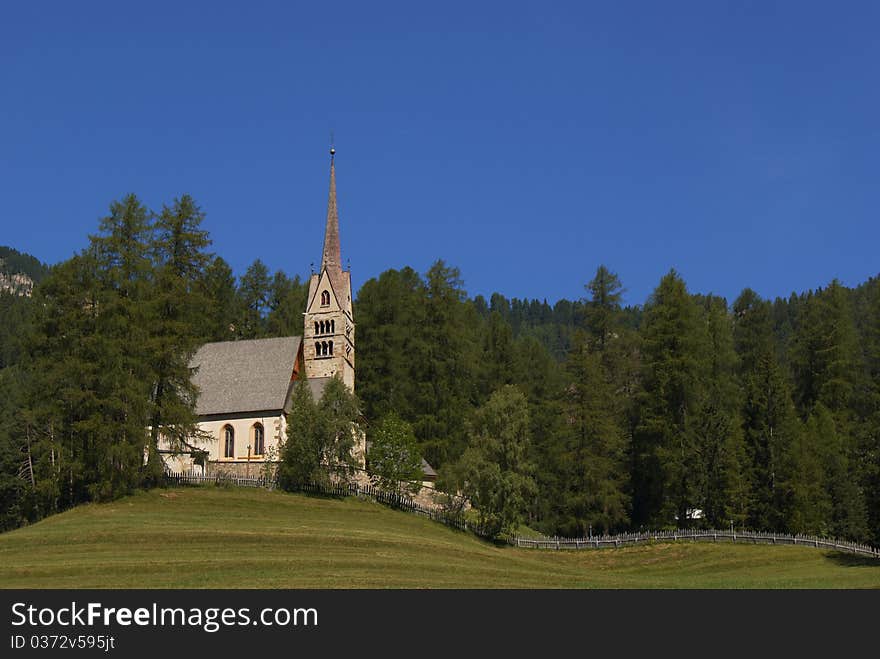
[825, 551, 880, 567]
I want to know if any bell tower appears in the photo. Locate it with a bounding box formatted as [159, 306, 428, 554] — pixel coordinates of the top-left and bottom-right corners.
[304, 147, 355, 390]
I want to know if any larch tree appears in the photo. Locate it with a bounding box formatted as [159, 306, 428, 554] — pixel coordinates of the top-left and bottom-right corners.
[144, 194, 213, 481]
[633, 270, 706, 528]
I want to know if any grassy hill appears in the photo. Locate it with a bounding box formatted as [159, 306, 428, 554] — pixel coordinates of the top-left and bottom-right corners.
[0, 487, 878, 588]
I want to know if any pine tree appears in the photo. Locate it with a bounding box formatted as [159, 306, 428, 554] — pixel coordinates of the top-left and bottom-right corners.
[480, 310, 516, 397]
[783, 409, 831, 535]
[23, 194, 155, 505]
[861, 279, 880, 543]
[788, 281, 868, 538]
[733, 288, 800, 530]
[278, 377, 361, 488]
[584, 265, 624, 352]
[144, 194, 213, 481]
[265, 271, 309, 337]
[200, 256, 239, 341]
[692, 295, 747, 528]
[237, 259, 271, 339]
[633, 270, 706, 527]
[790, 280, 861, 417]
[84, 195, 155, 499]
[355, 267, 429, 425]
[277, 379, 324, 487]
[557, 340, 629, 534]
[417, 260, 481, 466]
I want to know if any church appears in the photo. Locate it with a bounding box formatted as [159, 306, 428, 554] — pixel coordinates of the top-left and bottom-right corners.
[160, 148, 361, 477]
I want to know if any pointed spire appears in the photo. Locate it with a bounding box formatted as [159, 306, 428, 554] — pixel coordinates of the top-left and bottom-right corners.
[321, 146, 341, 272]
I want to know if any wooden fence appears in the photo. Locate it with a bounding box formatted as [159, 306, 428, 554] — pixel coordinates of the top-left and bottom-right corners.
[512, 528, 880, 559]
[164, 472, 880, 559]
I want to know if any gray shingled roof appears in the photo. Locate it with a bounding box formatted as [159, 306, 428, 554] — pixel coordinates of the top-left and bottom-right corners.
[421, 458, 437, 479]
[190, 336, 302, 416]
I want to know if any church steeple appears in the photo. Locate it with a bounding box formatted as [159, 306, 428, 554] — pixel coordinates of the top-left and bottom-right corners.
[321, 147, 341, 273]
[304, 146, 355, 393]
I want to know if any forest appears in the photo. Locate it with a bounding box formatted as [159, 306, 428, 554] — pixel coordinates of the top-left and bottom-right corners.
[1, 194, 878, 544]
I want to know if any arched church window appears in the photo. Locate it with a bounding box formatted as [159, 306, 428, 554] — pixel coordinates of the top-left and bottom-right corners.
[330, 320, 335, 333]
[321, 291, 330, 306]
[223, 425, 234, 458]
[329, 341, 334, 355]
[315, 341, 321, 356]
[253, 424, 264, 456]
[314, 322, 319, 335]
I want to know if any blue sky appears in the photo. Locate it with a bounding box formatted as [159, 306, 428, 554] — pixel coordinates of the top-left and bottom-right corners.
[2, 1, 878, 306]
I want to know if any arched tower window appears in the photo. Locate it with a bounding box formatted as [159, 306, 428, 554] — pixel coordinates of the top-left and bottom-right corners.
[330, 320, 335, 333]
[321, 291, 330, 306]
[329, 340, 334, 355]
[223, 425, 234, 458]
[314, 321, 319, 335]
[253, 423, 264, 456]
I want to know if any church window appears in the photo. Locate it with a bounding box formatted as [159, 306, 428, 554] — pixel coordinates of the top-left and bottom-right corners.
[253, 424, 264, 456]
[314, 322, 319, 335]
[329, 340, 334, 355]
[321, 291, 330, 306]
[330, 320, 335, 333]
[223, 425, 234, 458]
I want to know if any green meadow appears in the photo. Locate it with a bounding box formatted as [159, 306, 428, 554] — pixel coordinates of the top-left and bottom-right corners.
[1, 487, 877, 589]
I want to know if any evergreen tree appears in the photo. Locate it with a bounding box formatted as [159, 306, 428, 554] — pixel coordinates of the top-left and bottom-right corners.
[0, 367, 33, 530]
[356, 267, 429, 425]
[584, 265, 624, 352]
[446, 385, 536, 538]
[479, 310, 516, 397]
[691, 295, 747, 527]
[557, 341, 629, 534]
[83, 195, 155, 499]
[265, 271, 309, 337]
[788, 281, 869, 538]
[633, 270, 706, 527]
[861, 279, 880, 543]
[733, 288, 800, 530]
[237, 259, 271, 339]
[790, 280, 861, 418]
[416, 260, 480, 466]
[200, 256, 239, 341]
[783, 406, 832, 535]
[278, 377, 361, 488]
[144, 195, 213, 480]
[367, 413, 423, 495]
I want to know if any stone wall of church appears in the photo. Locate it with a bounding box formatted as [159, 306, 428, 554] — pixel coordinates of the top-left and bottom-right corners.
[197, 413, 286, 463]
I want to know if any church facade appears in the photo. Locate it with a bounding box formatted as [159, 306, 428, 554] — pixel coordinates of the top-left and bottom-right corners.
[160, 149, 359, 477]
